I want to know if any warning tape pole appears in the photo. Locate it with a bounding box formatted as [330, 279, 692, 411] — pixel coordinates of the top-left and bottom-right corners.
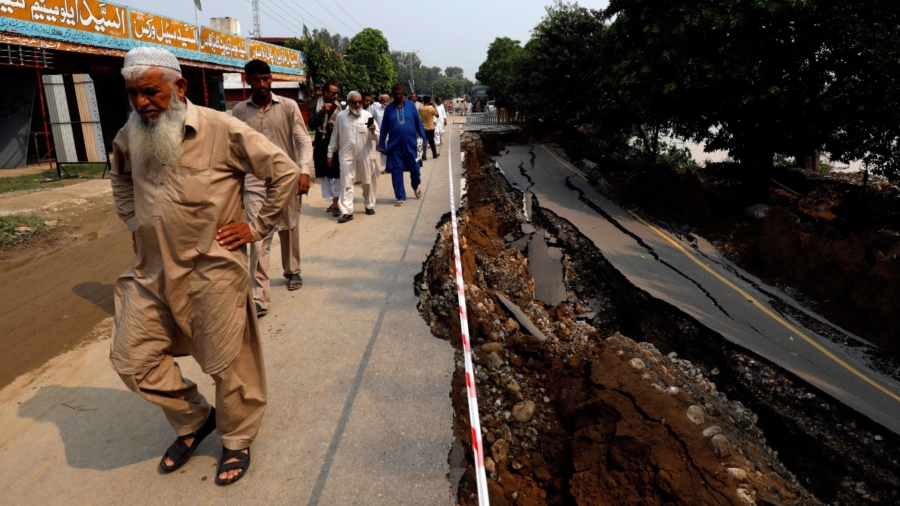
[447, 125, 490, 505]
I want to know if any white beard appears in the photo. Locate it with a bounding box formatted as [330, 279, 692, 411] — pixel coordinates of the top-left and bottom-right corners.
[349, 107, 361, 117]
[127, 97, 186, 169]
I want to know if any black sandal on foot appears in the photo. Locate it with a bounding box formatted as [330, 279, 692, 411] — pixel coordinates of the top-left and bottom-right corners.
[287, 273, 302, 291]
[215, 446, 251, 486]
[158, 407, 216, 474]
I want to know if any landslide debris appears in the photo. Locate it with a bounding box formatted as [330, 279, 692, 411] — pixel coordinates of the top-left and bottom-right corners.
[417, 133, 833, 505]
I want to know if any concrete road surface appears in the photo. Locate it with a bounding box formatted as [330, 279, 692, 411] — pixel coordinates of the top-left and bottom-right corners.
[0, 130, 464, 504]
[496, 144, 900, 435]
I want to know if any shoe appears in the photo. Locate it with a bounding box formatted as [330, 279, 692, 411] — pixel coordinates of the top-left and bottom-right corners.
[338, 214, 354, 223]
[365, 208, 375, 215]
[434, 153, 441, 159]
[255, 302, 267, 318]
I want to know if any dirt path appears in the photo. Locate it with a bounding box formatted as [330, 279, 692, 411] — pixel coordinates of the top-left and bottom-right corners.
[0, 193, 131, 388]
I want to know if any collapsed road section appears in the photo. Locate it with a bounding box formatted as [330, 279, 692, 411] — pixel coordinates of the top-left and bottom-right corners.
[417, 131, 900, 505]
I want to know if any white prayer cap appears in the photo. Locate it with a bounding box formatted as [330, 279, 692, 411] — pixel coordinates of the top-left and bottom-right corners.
[124, 46, 182, 74]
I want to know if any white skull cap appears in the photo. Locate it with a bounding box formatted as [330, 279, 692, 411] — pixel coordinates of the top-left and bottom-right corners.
[123, 46, 182, 74]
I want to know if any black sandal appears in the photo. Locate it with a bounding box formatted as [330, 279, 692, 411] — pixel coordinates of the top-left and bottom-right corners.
[215, 446, 251, 486]
[287, 273, 302, 291]
[158, 407, 216, 474]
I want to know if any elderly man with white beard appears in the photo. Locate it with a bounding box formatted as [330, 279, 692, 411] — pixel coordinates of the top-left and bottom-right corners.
[326, 91, 380, 222]
[109, 47, 299, 486]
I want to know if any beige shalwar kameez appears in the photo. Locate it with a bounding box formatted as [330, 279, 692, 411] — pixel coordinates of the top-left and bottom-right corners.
[232, 95, 312, 309]
[327, 109, 380, 215]
[110, 99, 300, 450]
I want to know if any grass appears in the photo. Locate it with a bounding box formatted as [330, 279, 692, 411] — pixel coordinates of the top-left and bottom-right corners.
[0, 214, 58, 249]
[0, 164, 107, 195]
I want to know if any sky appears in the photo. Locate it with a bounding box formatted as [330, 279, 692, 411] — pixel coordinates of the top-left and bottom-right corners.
[118, 0, 609, 80]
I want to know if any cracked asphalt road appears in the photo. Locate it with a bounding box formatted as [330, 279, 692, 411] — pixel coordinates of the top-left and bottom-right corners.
[496, 144, 900, 435]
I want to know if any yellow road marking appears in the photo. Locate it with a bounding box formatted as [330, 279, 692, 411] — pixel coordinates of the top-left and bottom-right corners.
[540, 143, 900, 403]
[540, 144, 588, 181]
[629, 211, 900, 403]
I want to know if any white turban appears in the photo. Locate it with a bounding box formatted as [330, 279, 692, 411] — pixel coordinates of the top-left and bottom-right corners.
[124, 46, 182, 74]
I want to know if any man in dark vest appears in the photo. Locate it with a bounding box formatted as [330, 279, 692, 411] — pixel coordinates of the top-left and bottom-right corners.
[310, 79, 342, 216]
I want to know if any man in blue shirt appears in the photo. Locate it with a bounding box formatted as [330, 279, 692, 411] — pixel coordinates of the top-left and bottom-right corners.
[379, 83, 427, 206]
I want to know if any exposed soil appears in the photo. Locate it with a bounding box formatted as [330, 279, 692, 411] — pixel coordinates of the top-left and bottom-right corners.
[0, 193, 131, 388]
[419, 132, 900, 505]
[571, 148, 900, 366]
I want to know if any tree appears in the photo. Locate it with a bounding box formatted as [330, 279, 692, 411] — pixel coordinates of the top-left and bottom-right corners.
[432, 76, 472, 99]
[346, 28, 396, 94]
[445, 66, 465, 79]
[311, 28, 350, 54]
[511, 2, 606, 132]
[603, 0, 900, 177]
[286, 37, 370, 99]
[475, 37, 522, 100]
[390, 50, 422, 93]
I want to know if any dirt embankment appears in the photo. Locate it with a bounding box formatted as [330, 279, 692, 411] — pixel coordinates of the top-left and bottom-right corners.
[416, 133, 900, 505]
[0, 193, 131, 388]
[597, 159, 900, 364]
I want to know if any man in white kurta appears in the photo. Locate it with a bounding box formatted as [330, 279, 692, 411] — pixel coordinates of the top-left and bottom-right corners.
[327, 91, 380, 221]
[367, 94, 389, 167]
[434, 97, 447, 146]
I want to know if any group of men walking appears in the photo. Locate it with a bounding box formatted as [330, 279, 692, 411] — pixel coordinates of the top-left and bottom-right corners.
[106, 45, 453, 488]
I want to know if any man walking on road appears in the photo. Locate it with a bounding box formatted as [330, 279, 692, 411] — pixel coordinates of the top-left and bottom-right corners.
[433, 97, 447, 146]
[418, 96, 440, 161]
[109, 47, 299, 486]
[233, 59, 312, 316]
[379, 83, 426, 206]
[310, 80, 343, 216]
[327, 91, 380, 221]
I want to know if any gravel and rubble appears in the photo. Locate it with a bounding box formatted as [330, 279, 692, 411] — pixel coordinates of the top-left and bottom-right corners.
[413, 132, 900, 505]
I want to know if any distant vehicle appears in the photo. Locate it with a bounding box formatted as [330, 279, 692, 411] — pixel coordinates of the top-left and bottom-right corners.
[486, 100, 496, 113]
[471, 85, 492, 102]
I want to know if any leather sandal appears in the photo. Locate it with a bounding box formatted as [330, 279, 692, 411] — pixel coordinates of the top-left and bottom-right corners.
[158, 407, 216, 474]
[287, 273, 302, 290]
[215, 446, 251, 486]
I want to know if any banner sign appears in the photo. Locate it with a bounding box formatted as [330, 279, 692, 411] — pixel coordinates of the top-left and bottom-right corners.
[1, 0, 128, 39]
[248, 39, 300, 70]
[130, 9, 198, 51]
[199, 25, 247, 60]
[0, 2, 303, 75]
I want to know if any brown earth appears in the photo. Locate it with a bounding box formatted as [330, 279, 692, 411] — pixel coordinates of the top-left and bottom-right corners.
[579, 154, 900, 366]
[417, 133, 900, 505]
[0, 193, 131, 388]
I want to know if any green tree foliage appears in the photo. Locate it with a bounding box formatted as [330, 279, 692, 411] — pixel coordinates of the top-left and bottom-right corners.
[475, 37, 523, 100]
[603, 0, 900, 174]
[286, 37, 369, 98]
[311, 28, 350, 54]
[444, 66, 465, 79]
[345, 28, 396, 94]
[431, 77, 471, 99]
[390, 50, 421, 93]
[511, 1, 606, 131]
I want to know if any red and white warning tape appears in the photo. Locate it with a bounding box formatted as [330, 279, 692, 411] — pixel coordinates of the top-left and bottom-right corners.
[447, 124, 490, 505]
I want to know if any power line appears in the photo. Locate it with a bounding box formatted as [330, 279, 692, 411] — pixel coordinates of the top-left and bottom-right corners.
[283, 0, 337, 35]
[313, 0, 356, 34]
[243, 0, 299, 37]
[332, 0, 365, 31]
[265, 0, 315, 32]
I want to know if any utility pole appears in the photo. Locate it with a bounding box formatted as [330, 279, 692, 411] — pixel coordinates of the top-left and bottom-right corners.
[407, 51, 418, 94]
[251, 0, 261, 37]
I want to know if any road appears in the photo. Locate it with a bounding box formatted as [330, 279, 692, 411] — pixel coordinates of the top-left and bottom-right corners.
[0, 128, 464, 504]
[496, 144, 900, 435]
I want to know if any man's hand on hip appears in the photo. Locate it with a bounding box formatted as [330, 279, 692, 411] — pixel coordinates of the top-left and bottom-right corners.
[216, 222, 256, 250]
[298, 174, 310, 195]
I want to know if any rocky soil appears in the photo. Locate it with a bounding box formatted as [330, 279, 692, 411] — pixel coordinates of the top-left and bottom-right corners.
[415, 132, 900, 505]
